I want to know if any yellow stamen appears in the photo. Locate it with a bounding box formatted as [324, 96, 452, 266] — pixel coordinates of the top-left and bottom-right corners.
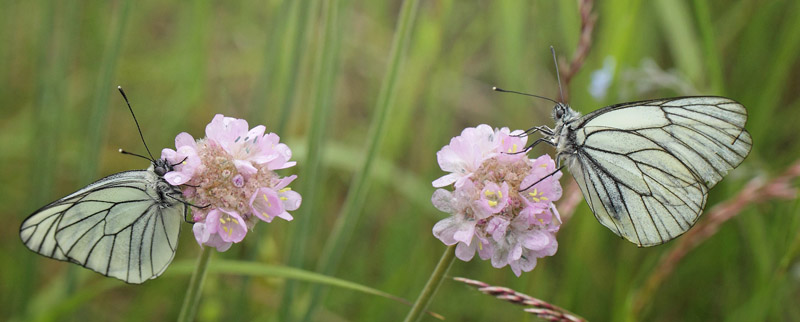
[540, 163, 547, 168]
[498, 191, 503, 198]
[539, 218, 544, 224]
[532, 197, 540, 202]
[484, 190, 494, 197]
[279, 187, 292, 192]
[488, 200, 498, 207]
[540, 196, 548, 201]
[219, 218, 226, 224]
[231, 217, 239, 225]
[280, 196, 287, 201]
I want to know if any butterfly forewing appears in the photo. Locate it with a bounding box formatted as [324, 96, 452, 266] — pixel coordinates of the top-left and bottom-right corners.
[19, 170, 185, 284]
[561, 97, 751, 246]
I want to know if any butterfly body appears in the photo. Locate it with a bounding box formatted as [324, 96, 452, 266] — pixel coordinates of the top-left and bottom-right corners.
[546, 97, 751, 247]
[20, 160, 186, 284]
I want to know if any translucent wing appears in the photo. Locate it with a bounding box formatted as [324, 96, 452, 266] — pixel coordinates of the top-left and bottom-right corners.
[565, 97, 751, 246]
[20, 170, 185, 284]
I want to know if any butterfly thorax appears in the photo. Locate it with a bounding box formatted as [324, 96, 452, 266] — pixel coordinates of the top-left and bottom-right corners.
[551, 103, 582, 163]
[146, 159, 182, 207]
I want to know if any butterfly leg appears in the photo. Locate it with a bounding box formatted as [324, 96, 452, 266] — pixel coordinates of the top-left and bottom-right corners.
[519, 165, 565, 191]
[514, 125, 554, 137]
[165, 193, 210, 224]
[504, 137, 556, 155]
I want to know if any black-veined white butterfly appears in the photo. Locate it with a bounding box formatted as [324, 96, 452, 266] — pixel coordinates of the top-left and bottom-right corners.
[19, 87, 189, 283]
[497, 50, 752, 247]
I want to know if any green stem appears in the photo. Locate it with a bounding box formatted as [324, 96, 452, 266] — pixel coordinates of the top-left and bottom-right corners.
[178, 247, 213, 322]
[403, 245, 456, 322]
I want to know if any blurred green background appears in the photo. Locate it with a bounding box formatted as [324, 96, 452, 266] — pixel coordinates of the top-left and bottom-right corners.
[2, 0, 800, 321]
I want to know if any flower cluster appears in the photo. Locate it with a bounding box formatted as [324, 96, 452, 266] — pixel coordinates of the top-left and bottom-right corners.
[161, 115, 301, 252]
[431, 125, 563, 276]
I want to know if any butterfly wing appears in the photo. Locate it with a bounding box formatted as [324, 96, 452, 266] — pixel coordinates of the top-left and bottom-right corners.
[565, 97, 752, 246]
[20, 170, 185, 283]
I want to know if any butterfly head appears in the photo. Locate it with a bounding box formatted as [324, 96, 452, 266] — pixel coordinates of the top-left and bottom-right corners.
[552, 102, 580, 124]
[152, 158, 173, 177]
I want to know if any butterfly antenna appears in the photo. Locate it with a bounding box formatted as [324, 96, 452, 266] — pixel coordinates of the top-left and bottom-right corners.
[118, 148, 153, 162]
[492, 87, 559, 104]
[117, 86, 156, 161]
[550, 46, 566, 103]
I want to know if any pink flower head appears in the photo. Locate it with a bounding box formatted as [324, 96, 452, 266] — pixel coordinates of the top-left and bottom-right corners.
[431, 124, 563, 276]
[162, 114, 301, 252]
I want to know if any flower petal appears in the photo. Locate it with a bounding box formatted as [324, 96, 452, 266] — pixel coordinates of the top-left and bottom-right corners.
[164, 171, 190, 185]
[234, 160, 257, 176]
[455, 241, 477, 261]
[279, 189, 301, 211]
[175, 132, 196, 149]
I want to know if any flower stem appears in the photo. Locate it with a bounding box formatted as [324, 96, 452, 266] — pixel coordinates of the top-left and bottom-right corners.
[403, 245, 456, 322]
[178, 247, 213, 322]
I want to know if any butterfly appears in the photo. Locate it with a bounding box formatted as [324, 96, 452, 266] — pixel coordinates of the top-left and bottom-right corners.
[19, 87, 188, 283]
[496, 51, 752, 247]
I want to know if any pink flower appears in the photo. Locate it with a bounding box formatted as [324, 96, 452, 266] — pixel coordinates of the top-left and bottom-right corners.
[477, 182, 510, 214]
[520, 155, 563, 209]
[193, 209, 248, 251]
[249, 174, 301, 223]
[162, 114, 301, 252]
[193, 222, 231, 252]
[431, 124, 562, 276]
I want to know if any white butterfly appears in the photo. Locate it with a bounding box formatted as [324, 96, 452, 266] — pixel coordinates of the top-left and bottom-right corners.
[515, 94, 752, 247]
[19, 87, 188, 283]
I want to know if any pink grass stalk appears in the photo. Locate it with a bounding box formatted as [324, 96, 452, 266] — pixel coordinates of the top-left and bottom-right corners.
[558, 0, 597, 102]
[454, 277, 586, 322]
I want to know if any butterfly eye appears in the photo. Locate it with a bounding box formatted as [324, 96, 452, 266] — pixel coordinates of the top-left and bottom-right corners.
[555, 106, 564, 119]
[154, 166, 167, 177]
[153, 159, 171, 177]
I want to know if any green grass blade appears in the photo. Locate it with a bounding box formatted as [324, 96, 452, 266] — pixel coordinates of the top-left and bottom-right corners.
[653, 0, 704, 86]
[169, 260, 404, 301]
[304, 0, 422, 319]
[30, 259, 410, 322]
[80, 0, 131, 181]
[692, 0, 725, 93]
[279, 0, 342, 320]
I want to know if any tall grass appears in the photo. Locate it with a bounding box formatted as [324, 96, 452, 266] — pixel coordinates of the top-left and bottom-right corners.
[2, 0, 799, 321]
